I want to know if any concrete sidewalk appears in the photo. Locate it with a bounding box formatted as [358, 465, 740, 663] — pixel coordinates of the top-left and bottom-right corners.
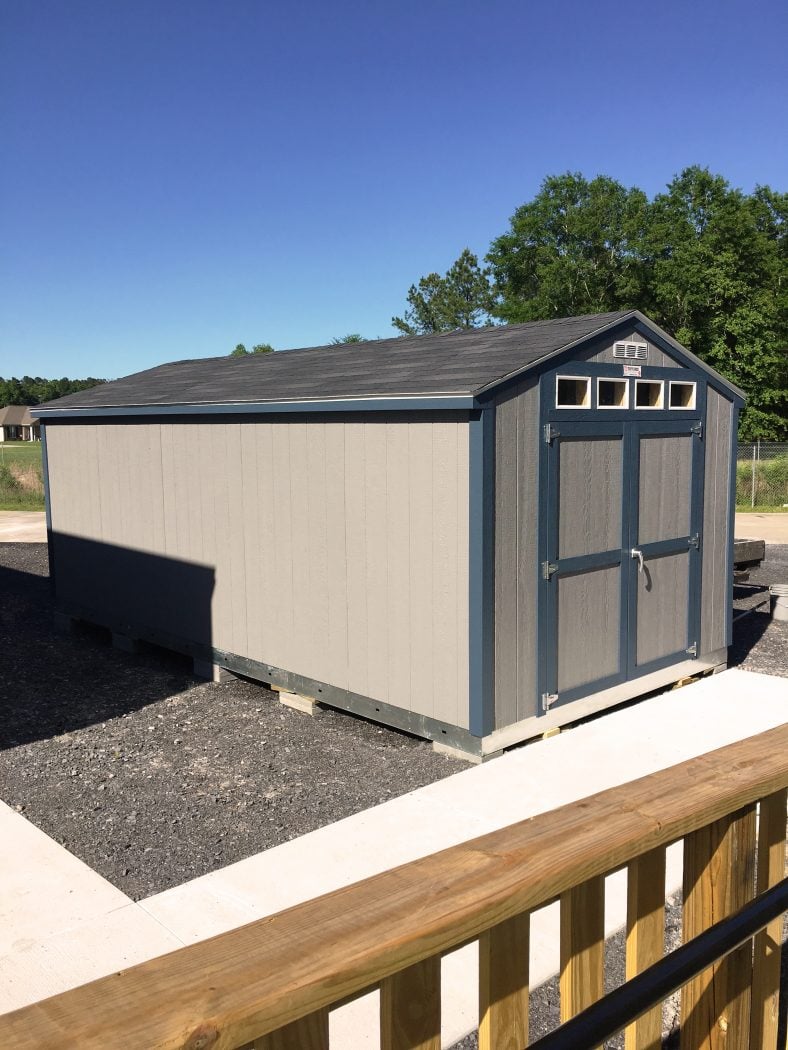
[735, 511, 788, 543]
[0, 511, 46, 543]
[1, 668, 786, 1044]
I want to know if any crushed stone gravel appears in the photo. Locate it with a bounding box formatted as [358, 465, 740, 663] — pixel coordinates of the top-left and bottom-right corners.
[0, 543, 470, 901]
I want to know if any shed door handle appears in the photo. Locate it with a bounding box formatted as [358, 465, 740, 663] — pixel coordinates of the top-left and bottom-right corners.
[631, 548, 644, 573]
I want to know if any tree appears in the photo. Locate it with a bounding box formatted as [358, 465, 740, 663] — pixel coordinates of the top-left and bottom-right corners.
[641, 168, 787, 438]
[392, 248, 496, 335]
[487, 173, 649, 323]
[230, 342, 275, 356]
[330, 334, 366, 345]
[0, 376, 104, 406]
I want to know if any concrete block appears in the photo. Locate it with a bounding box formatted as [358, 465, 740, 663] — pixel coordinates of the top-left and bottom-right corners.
[193, 659, 235, 684]
[112, 632, 140, 654]
[432, 740, 482, 764]
[278, 690, 321, 717]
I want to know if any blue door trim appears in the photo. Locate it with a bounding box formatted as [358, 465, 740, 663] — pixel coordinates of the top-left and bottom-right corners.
[468, 406, 495, 737]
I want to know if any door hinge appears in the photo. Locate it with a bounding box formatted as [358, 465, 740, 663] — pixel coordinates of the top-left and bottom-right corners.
[544, 422, 560, 444]
[542, 560, 558, 580]
[542, 692, 559, 712]
[688, 533, 700, 549]
[686, 641, 698, 657]
[691, 421, 703, 439]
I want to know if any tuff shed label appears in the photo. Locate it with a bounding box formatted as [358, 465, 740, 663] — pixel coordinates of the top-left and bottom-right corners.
[623, 364, 642, 377]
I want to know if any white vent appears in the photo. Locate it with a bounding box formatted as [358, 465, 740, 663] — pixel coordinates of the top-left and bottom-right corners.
[613, 341, 648, 361]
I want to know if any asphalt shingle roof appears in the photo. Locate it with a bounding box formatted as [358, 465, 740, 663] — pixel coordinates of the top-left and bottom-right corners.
[41, 311, 637, 410]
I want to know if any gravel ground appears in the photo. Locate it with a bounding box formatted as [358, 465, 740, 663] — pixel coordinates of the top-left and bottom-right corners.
[0, 543, 470, 900]
[1, 541, 786, 1047]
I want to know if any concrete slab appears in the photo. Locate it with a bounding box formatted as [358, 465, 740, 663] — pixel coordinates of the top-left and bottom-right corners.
[0, 511, 46, 543]
[735, 512, 788, 543]
[0, 802, 183, 1014]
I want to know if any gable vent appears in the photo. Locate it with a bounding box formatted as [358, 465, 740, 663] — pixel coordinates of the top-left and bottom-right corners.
[613, 341, 648, 361]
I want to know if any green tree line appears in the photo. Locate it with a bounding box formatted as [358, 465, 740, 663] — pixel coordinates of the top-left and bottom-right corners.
[0, 375, 105, 406]
[393, 167, 787, 440]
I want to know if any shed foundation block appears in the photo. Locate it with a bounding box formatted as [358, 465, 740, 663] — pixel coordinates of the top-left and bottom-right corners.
[278, 690, 322, 717]
[432, 740, 483, 764]
[193, 659, 235, 683]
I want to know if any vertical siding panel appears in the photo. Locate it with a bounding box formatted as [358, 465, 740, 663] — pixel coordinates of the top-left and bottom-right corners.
[516, 380, 540, 722]
[256, 422, 280, 666]
[701, 389, 732, 655]
[456, 423, 470, 729]
[385, 422, 411, 706]
[288, 422, 311, 672]
[175, 424, 198, 564]
[364, 422, 389, 704]
[149, 424, 166, 553]
[96, 424, 118, 546]
[225, 423, 248, 656]
[431, 422, 458, 726]
[494, 394, 519, 728]
[306, 423, 329, 682]
[408, 423, 434, 717]
[240, 423, 262, 661]
[208, 425, 231, 651]
[344, 422, 368, 697]
[271, 422, 294, 671]
[160, 424, 177, 556]
[324, 422, 349, 689]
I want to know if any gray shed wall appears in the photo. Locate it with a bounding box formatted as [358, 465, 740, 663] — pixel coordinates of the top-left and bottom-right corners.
[700, 386, 735, 654]
[492, 376, 540, 728]
[576, 329, 684, 368]
[45, 418, 471, 729]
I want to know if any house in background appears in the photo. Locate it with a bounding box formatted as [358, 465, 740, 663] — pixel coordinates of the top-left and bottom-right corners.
[0, 406, 41, 441]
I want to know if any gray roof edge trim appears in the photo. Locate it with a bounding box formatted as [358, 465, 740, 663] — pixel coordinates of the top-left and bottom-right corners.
[629, 311, 746, 403]
[32, 394, 479, 420]
[472, 312, 639, 398]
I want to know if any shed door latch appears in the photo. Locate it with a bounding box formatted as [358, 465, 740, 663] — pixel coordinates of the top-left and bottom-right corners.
[544, 423, 560, 444]
[542, 560, 558, 580]
[685, 641, 698, 657]
[542, 692, 559, 712]
[691, 421, 703, 439]
[688, 533, 700, 549]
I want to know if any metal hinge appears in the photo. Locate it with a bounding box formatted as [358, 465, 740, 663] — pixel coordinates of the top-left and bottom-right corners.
[686, 641, 698, 657]
[691, 421, 703, 439]
[542, 560, 558, 580]
[544, 423, 560, 444]
[688, 533, 700, 549]
[542, 692, 559, 712]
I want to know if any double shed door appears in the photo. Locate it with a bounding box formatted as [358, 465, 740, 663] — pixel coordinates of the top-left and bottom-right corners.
[540, 419, 703, 711]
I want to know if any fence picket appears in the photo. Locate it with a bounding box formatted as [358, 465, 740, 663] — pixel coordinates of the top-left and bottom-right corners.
[560, 875, 605, 1024]
[380, 957, 441, 1050]
[624, 846, 666, 1050]
[479, 911, 530, 1049]
[750, 789, 787, 1050]
[681, 805, 757, 1050]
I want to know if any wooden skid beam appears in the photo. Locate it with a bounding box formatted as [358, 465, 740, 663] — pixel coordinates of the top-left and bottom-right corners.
[681, 805, 757, 1050]
[479, 912, 530, 1049]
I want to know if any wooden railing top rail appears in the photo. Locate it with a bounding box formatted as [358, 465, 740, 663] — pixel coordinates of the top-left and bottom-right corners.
[1, 724, 786, 1050]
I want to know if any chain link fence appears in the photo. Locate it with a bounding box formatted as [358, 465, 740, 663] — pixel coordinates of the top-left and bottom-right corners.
[736, 441, 788, 508]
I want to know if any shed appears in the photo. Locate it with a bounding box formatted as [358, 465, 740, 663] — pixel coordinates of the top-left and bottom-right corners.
[34, 310, 744, 758]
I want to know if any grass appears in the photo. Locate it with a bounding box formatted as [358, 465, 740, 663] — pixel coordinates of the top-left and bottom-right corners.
[735, 505, 788, 513]
[0, 442, 45, 510]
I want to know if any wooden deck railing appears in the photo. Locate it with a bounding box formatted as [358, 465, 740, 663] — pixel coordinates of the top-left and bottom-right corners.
[1, 725, 786, 1049]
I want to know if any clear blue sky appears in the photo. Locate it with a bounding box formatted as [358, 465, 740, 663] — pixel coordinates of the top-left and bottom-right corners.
[1, 0, 786, 379]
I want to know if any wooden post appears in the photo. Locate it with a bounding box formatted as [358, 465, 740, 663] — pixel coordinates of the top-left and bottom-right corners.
[750, 789, 787, 1050]
[255, 1008, 329, 1050]
[682, 805, 757, 1050]
[624, 846, 666, 1050]
[479, 912, 530, 1049]
[560, 875, 605, 1022]
[380, 957, 441, 1050]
